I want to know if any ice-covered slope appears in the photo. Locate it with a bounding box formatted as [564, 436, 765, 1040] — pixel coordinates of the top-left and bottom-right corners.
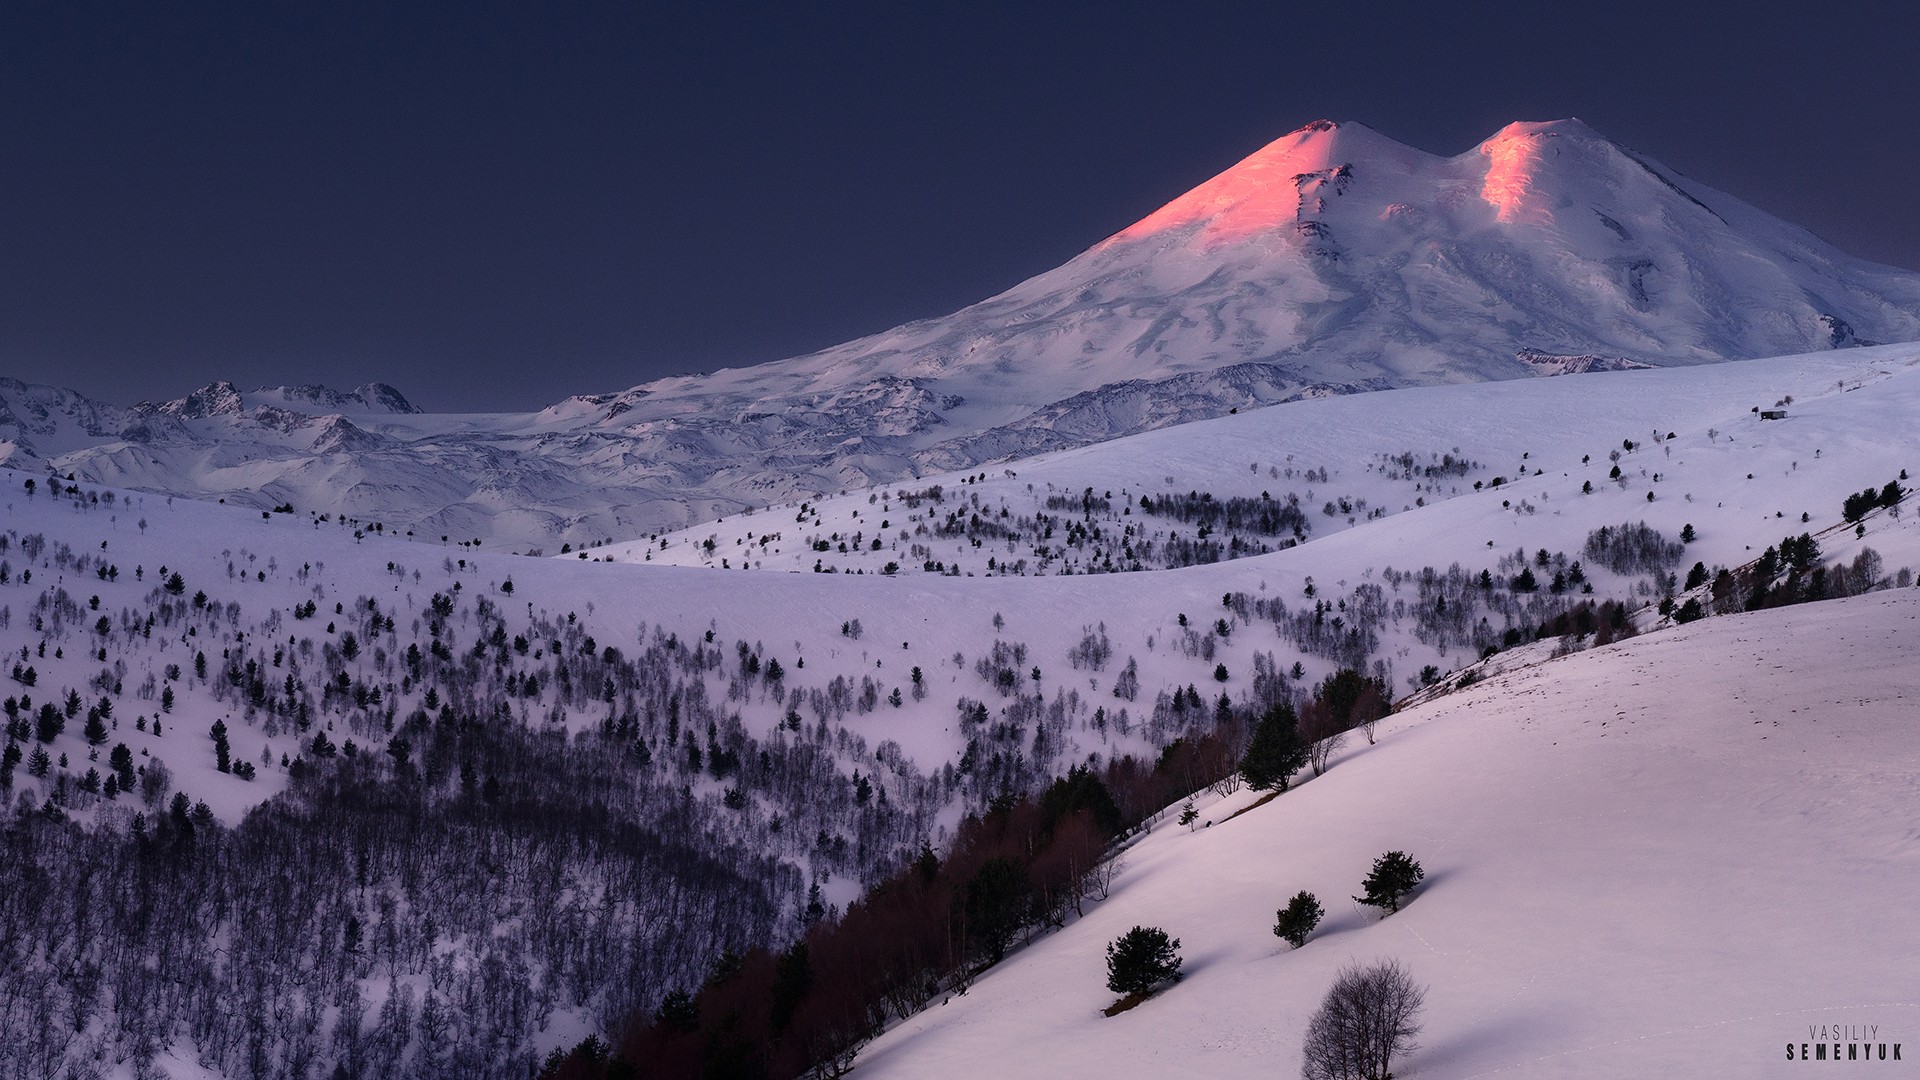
[856, 587, 1920, 1080]
[13, 120, 1920, 549]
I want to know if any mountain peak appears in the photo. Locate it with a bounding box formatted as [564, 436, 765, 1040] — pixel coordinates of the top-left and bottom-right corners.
[1484, 117, 1606, 141]
[1106, 119, 1420, 246]
[153, 380, 245, 419]
[1472, 118, 1673, 226]
[1283, 118, 1383, 145]
[350, 382, 422, 414]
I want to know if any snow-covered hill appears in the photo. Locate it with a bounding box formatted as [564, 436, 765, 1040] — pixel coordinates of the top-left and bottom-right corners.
[617, 342, 1920, 587]
[7, 343, 1917, 836]
[10, 120, 1920, 550]
[2, 337, 1917, 1078]
[855, 587, 1920, 1080]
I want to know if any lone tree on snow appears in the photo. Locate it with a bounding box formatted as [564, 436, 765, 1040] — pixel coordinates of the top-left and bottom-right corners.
[1105, 926, 1183, 998]
[1354, 851, 1424, 914]
[1274, 890, 1325, 949]
[1301, 958, 1426, 1080]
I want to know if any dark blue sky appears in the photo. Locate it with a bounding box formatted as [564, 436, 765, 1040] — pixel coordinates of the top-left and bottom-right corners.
[5, 1, 1917, 411]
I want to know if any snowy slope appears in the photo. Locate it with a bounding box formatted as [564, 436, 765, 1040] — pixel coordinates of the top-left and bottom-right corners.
[8, 343, 1917, 833]
[11, 120, 1920, 550]
[3, 340, 1918, 1080]
[620, 342, 1920, 588]
[855, 588, 1920, 1080]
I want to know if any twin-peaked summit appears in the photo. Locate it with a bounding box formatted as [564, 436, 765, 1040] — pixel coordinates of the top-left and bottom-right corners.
[1107, 118, 1643, 243]
[15, 119, 1920, 550]
[657, 115, 1918, 468]
[674, 117, 1920, 427]
[1008, 116, 1919, 384]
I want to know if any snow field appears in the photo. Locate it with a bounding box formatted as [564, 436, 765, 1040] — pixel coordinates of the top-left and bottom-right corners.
[857, 589, 1920, 1079]
[621, 343, 1920, 580]
[10, 342, 1920, 837]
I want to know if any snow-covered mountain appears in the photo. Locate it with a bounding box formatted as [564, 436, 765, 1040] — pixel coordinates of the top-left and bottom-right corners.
[0, 379, 418, 461]
[9, 120, 1920, 550]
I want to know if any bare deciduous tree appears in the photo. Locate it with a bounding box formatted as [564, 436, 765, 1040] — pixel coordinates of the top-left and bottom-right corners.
[1300, 701, 1346, 778]
[1307, 729, 1344, 777]
[1301, 958, 1426, 1080]
[1087, 849, 1125, 902]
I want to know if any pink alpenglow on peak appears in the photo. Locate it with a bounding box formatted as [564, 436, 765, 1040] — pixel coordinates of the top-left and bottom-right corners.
[1106, 116, 1655, 245]
[1104, 120, 1432, 246]
[1477, 119, 1617, 225]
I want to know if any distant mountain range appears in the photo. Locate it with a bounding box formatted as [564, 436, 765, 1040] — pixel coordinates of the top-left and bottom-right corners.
[6, 118, 1919, 550]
